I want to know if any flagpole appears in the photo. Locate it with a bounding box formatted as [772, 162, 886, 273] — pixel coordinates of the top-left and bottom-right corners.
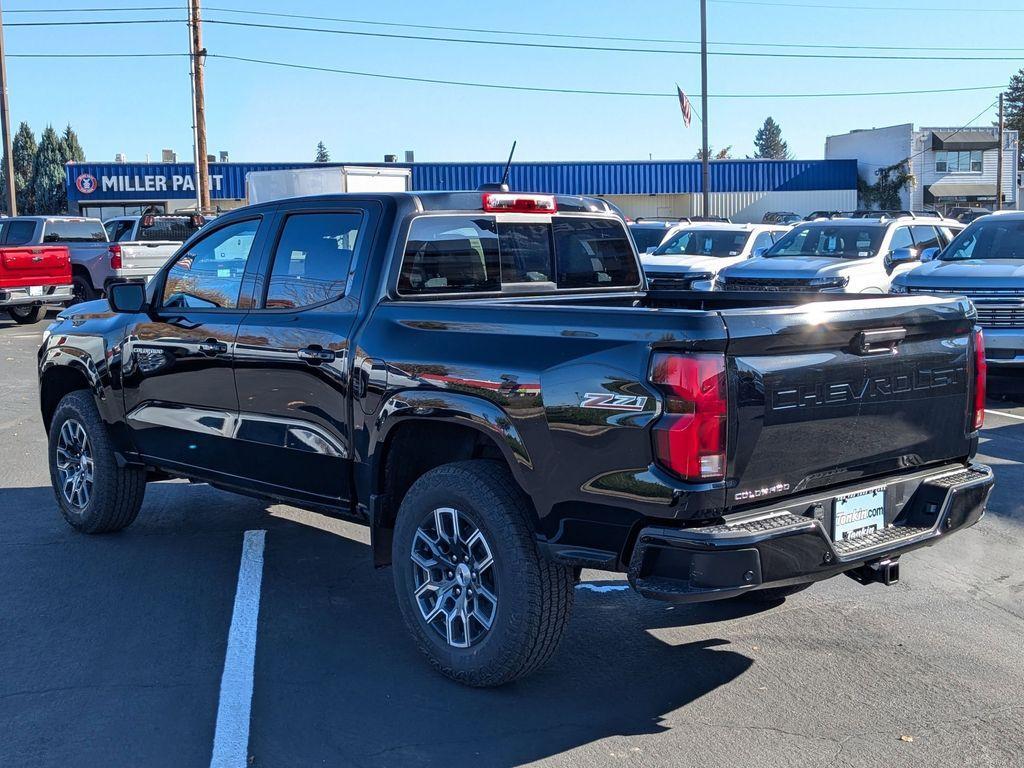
[700, 0, 711, 217]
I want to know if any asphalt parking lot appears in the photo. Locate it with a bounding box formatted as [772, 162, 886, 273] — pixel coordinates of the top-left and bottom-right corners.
[2, 312, 1022, 768]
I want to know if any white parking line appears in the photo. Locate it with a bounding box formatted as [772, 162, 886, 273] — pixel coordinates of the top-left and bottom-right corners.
[210, 529, 266, 768]
[985, 409, 1024, 422]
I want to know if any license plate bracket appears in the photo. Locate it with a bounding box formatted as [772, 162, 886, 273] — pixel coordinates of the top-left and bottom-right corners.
[832, 486, 886, 543]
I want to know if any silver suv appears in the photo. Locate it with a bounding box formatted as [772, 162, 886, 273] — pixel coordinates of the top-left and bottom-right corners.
[892, 211, 1024, 368]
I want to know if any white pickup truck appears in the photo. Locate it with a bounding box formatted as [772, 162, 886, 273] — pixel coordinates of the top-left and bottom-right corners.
[101, 214, 206, 292]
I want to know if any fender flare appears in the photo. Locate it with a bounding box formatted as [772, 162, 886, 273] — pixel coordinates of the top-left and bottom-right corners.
[38, 341, 113, 428]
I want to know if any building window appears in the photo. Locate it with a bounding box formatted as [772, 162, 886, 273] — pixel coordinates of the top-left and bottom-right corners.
[935, 150, 983, 173]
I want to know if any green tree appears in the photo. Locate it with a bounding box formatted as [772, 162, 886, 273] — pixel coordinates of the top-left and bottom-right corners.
[61, 124, 86, 163]
[315, 141, 330, 162]
[12, 122, 37, 213]
[695, 145, 733, 160]
[1004, 69, 1024, 169]
[753, 116, 790, 159]
[31, 125, 67, 214]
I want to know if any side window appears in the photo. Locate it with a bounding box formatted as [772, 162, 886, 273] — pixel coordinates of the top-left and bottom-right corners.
[264, 212, 362, 309]
[752, 231, 774, 252]
[3, 220, 36, 245]
[889, 227, 914, 252]
[910, 225, 941, 251]
[114, 221, 135, 242]
[161, 219, 260, 310]
[399, 216, 500, 295]
[104, 221, 120, 241]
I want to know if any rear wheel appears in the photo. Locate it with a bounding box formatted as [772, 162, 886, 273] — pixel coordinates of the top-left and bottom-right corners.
[392, 460, 574, 687]
[7, 304, 45, 324]
[48, 391, 145, 533]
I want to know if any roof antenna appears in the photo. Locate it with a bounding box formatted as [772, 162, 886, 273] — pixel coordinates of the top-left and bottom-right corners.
[478, 140, 517, 192]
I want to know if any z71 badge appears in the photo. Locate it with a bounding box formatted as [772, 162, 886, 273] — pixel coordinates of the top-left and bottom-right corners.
[580, 393, 649, 411]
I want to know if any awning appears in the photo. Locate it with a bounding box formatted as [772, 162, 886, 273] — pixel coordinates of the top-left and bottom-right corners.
[924, 182, 997, 202]
[931, 131, 998, 152]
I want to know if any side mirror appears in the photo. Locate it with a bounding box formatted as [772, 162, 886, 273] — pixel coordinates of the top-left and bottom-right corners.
[107, 281, 147, 313]
[753, 247, 768, 258]
[920, 247, 940, 262]
[886, 247, 919, 268]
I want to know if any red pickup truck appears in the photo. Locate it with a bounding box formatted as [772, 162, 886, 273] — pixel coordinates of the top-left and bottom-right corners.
[0, 240, 73, 323]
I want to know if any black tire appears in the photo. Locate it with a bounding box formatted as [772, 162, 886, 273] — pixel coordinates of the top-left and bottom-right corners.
[739, 582, 813, 603]
[7, 304, 46, 324]
[48, 390, 145, 533]
[70, 274, 95, 305]
[392, 460, 574, 687]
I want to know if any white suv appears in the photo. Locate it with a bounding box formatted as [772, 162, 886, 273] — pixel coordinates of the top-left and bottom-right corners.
[717, 214, 963, 293]
[641, 222, 792, 291]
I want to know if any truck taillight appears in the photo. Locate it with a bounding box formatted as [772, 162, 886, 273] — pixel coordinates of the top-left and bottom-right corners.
[108, 244, 122, 270]
[650, 353, 727, 481]
[972, 328, 986, 432]
[481, 193, 557, 213]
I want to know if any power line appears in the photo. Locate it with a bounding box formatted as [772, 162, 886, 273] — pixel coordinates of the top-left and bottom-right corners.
[709, 0, 1024, 11]
[5, 18, 182, 27]
[8, 4, 1024, 52]
[200, 18, 1024, 62]
[207, 53, 1006, 100]
[8, 52, 185, 58]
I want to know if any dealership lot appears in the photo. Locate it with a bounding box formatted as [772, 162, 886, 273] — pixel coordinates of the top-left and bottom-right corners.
[2, 313, 1023, 768]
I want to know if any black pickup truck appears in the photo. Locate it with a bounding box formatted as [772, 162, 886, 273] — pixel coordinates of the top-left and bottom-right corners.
[38, 190, 994, 686]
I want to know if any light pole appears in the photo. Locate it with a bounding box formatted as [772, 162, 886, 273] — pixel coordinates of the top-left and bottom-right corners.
[0, 2, 16, 216]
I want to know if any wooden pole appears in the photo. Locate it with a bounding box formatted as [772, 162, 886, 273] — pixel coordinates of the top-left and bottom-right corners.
[996, 92, 1004, 212]
[0, 2, 17, 216]
[190, 0, 210, 212]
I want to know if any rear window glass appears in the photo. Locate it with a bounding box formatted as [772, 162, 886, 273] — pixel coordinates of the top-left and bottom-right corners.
[138, 217, 202, 242]
[398, 215, 640, 295]
[42, 219, 106, 243]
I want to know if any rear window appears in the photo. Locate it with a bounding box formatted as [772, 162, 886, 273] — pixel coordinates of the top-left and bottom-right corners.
[42, 219, 105, 243]
[138, 217, 202, 242]
[398, 215, 639, 295]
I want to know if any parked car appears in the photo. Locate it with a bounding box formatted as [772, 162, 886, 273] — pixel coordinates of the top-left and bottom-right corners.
[642, 222, 791, 290]
[891, 211, 1024, 367]
[954, 209, 992, 225]
[39, 190, 993, 686]
[628, 220, 679, 254]
[762, 211, 801, 224]
[0, 218, 71, 323]
[718, 214, 963, 293]
[804, 210, 842, 221]
[103, 213, 206, 290]
[2, 216, 110, 304]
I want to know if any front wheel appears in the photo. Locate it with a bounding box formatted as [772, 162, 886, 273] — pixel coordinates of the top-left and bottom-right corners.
[7, 304, 46, 324]
[48, 391, 146, 533]
[392, 461, 575, 687]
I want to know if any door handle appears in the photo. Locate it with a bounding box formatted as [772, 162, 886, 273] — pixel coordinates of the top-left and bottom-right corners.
[297, 346, 336, 365]
[197, 339, 228, 356]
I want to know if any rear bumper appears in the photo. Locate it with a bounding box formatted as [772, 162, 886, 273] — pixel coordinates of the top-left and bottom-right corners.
[982, 327, 1024, 367]
[104, 271, 154, 290]
[0, 284, 74, 307]
[628, 462, 994, 602]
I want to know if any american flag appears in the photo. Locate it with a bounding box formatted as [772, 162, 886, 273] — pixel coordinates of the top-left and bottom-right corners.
[676, 85, 692, 128]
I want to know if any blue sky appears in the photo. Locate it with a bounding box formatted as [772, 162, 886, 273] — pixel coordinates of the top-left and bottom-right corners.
[5, 0, 1023, 164]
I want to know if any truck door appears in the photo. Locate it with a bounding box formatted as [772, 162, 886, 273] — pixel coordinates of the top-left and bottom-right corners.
[231, 201, 379, 507]
[120, 215, 270, 474]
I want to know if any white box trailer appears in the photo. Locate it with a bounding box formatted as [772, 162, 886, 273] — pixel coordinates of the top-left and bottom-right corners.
[245, 165, 412, 204]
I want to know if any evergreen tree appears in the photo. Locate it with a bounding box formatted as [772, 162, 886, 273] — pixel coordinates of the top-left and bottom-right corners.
[315, 141, 330, 163]
[753, 117, 790, 159]
[31, 125, 67, 214]
[1004, 69, 1024, 169]
[12, 122, 37, 214]
[695, 145, 733, 160]
[61, 124, 86, 163]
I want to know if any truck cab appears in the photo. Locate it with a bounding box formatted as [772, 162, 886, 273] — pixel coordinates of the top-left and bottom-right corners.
[718, 214, 962, 293]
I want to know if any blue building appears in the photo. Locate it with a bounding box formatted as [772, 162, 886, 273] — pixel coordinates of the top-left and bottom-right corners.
[65, 158, 858, 223]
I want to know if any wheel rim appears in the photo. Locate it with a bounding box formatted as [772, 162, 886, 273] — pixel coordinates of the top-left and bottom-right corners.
[71, 280, 88, 304]
[9, 305, 34, 319]
[410, 507, 497, 649]
[56, 419, 94, 510]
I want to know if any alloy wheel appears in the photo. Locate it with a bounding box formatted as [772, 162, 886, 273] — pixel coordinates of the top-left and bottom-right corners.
[410, 507, 498, 648]
[56, 419, 94, 510]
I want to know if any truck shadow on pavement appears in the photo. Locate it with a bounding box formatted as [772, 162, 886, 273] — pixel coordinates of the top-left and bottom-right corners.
[1, 482, 760, 768]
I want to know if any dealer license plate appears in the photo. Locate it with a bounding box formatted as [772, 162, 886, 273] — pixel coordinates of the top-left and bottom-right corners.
[832, 486, 886, 543]
[28, 286, 43, 296]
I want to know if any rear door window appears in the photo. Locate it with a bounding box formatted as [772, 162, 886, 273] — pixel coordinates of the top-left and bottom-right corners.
[263, 212, 363, 308]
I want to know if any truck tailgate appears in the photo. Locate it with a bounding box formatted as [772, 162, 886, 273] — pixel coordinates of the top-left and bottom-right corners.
[721, 296, 977, 507]
[119, 242, 178, 276]
[0, 245, 70, 287]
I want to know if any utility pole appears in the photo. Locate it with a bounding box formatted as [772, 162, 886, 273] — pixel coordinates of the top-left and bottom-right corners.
[189, 0, 210, 213]
[699, 0, 711, 218]
[996, 92, 1004, 212]
[0, 3, 17, 216]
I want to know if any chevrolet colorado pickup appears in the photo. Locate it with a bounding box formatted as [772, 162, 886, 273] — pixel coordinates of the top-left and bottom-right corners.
[38, 191, 994, 686]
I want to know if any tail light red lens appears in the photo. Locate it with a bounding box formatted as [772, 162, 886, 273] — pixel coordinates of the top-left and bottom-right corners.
[108, 244, 122, 270]
[650, 353, 728, 481]
[972, 328, 986, 432]
[482, 193, 557, 214]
